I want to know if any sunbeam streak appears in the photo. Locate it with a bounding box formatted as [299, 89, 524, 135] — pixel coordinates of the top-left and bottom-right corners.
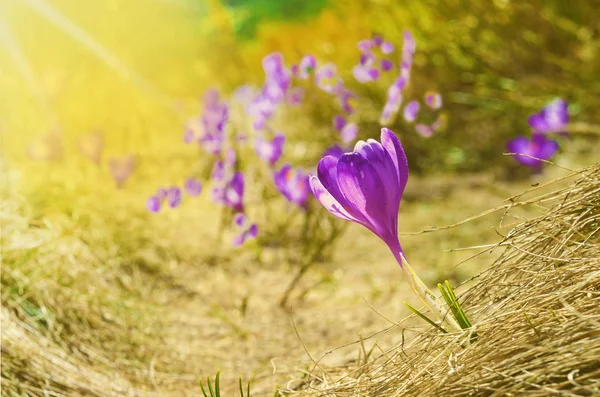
[0, 10, 60, 130]
[20, 0, 177, 111]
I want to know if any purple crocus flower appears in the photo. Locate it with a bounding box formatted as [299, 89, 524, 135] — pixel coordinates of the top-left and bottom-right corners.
[400, 31, 416, 80]
[425, 92, 442, 109]
[297, 55, 317, 80]
[147, 196, 161, 213]
[333, 115, 347, 131]
[212, 160, 225, 182]
[415, 123, 433, 138]
[506, 134, 559, 170]
[156, 187, 168, 201]
[353, 65, 380, 83]
[309, 128, 408, 260]
[223, 172, 245, 213]
[184, 177, 202, 196]
[167, 186, 182, 208]
[335, 84, 358, 114]
[358, 39, 376, 52]
[380, 59, 394, 72]
[234, 213, 247, 227]
[309, 127, 461, 330]
[232, 223, 258, 247]
[403, 100, 420, 122]
[528, 98, 569, 134]
[274, 164, 310, 208]
[380, 77, 406, 124]
[341, 123, 358, 143]
[381, 41, 394, 54]
[256, 134, 285, 165]
[315, 63, 340, 93]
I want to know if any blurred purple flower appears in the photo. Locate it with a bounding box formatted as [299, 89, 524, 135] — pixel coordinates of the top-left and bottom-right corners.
[380, 77, 406, 124]
[274, 164, 310, 208]
[528, 98, 569, 134]
[333, 115, 347, 131]
[353, 65, 380, 83]
[183, 126, 195, 144]
[225, 148, 236, 167]
[156, 187, 168, 201]
[381, 42, 394, 54]
[335, 84, 358, 114]
[341, 123, 358, 143]
[372, 35, 384, 46]
[212, 160, 225, 182]
[403, 100, 420, 122]
[400, 31, 416, 80]
[380, 59, 394, 72]
[425, 92, 442, 109]
[234, 213, 247, 227]
[415, 123, 433, 138]
[506, 134, 559, 169]
[223, 172, 245, 213]
[147, 196, 161, 213]
[309, 128, 409, 260]
[232, 223, 258, 247]
[358, 39, 376, 52]
[256, 133, 285, 165]
[167, 187, 182, 208]
[184, 177, 202, 196]
[298, 55, 317, 80]
[315, 63, 340, 93]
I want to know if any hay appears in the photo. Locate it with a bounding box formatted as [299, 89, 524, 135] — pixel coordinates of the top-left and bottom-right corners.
[285, 164, 600, 396]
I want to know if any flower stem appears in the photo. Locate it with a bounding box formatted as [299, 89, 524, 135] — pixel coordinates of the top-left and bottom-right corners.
[398, 253, 461, 331]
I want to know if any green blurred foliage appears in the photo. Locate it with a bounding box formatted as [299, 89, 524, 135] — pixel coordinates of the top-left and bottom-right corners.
[200, 0, 599, 174]
[221, 0, 329, 39]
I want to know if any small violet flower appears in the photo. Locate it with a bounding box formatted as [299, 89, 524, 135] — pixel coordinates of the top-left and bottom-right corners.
[315, 63, 340, 94]
[256, 133, 285, 165]
[506, 134, 559, 170]
[297, 55, 317, 80]
[147, 196, 161, 213]
[403, 100, 420, 122]
[167, 186, 182, 208]
[425, 92, 442, 109]
[274, 164, 310, 208]
[528, 98, 569, 135]
[184, 177, 202, 196]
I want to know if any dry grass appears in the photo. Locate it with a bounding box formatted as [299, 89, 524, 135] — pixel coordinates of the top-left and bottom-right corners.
[284, 164, 600, 396]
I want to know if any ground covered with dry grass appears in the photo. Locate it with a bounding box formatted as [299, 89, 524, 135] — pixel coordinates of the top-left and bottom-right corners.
[285, 165, 600, 397]
[3, 159, 598, 396]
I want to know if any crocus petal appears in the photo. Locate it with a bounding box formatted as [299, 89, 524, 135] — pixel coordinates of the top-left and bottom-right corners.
[232, 232, 246, 247]
[337, 153, 392, 241]
[309, 176, 357, 222]
[380, 128, 409, 196]
[156, 187, 168, 201]
[536, 134, 559, 160]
